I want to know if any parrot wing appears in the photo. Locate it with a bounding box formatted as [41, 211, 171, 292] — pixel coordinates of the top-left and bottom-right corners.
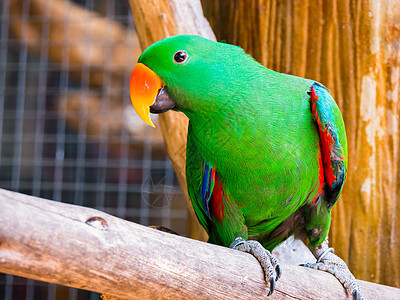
[310, 83, 347, 209]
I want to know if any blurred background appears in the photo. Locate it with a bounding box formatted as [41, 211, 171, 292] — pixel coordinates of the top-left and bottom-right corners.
[0, 0, 189, 298]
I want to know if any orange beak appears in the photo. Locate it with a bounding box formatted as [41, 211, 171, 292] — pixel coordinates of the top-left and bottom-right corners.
[129, 63, 163, 127]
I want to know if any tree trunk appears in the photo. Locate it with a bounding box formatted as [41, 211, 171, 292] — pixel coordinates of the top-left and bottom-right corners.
[201, 0, 400, 287]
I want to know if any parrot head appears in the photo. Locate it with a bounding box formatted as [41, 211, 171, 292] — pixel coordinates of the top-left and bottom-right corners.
[129, 35, 256, 127]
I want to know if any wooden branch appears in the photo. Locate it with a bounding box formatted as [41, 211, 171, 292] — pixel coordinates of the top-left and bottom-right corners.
[0, 188, 399, 299]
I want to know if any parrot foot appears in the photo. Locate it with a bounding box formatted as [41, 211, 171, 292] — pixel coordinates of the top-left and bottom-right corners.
[230, 237, 281, 296]
[301, 239, 364, 300]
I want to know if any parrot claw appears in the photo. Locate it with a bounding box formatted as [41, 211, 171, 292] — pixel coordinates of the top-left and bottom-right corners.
[302, 239, 364, 300]
[230, 238, 281, 297]
[353, 289, 360, 300]
[267, 277, 275, 296]
[275, 264, 282, 280]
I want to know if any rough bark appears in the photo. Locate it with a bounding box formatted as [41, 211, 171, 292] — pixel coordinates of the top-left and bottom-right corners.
[201, 0, 400, 287]
[1, 188, 400, 299]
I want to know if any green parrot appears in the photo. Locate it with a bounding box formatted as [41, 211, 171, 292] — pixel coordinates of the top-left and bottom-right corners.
[129, 35, 362, 299]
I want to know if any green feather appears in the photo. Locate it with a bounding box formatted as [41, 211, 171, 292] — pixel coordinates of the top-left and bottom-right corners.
[138, 35, 348, 250]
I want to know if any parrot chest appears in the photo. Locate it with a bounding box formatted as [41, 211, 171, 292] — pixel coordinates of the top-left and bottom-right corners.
[187, 108, 321, 224]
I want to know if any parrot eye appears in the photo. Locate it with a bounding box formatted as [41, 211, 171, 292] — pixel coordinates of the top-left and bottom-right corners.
[173, 50, 188, 63]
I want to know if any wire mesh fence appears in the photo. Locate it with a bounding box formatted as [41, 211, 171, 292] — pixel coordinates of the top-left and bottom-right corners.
[0, 0, 188, 298]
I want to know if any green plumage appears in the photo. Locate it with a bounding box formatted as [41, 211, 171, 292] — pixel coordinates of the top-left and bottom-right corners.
[138, 35, 347, 251]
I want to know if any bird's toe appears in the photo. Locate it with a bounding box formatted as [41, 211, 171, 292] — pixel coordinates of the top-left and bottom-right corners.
[302, 245, 364, 299]
[231, 238, 281, 297]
